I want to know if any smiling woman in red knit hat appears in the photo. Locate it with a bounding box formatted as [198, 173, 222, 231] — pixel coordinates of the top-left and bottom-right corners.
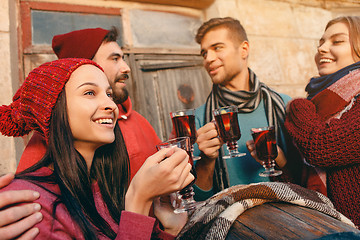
[0, 58, 193, 239]
[284, 16, 360, 227]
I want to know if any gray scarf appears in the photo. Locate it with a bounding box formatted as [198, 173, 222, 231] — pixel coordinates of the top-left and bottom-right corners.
[204, 68, 286, 192]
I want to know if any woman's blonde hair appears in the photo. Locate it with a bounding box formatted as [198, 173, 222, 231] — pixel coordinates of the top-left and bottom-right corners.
[326, 16, 360, 62]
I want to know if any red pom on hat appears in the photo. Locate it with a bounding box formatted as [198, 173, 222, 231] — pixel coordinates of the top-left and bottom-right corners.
[52, 28, 109, 59]
[0, 58, 103, 141]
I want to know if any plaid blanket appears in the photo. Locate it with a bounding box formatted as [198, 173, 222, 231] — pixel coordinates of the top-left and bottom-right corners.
[177, 182, 355, 240]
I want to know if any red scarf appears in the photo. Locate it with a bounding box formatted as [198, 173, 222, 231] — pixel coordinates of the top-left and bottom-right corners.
[304, 66, 360, 196]
[311, 69, 360, 121]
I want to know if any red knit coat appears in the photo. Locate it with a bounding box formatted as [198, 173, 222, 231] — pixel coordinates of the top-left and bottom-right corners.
[285, 98, 360, 227]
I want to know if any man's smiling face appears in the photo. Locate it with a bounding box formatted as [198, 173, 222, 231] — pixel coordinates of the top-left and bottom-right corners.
[93, 41, 131, 104]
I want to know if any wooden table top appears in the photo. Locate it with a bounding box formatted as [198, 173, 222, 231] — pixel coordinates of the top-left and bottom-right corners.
[226, 202, 359, 240]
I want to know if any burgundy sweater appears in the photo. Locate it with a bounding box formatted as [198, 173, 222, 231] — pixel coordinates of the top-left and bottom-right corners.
[285, 98, 360, 227]
[1, 167, 174, 239]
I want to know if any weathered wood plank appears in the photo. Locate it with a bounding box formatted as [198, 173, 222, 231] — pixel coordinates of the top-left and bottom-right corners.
[122, 0, 215, 9]
[130, 54, 211, 140]
[226, 202, 359, 240]
[270, 202, 358, 234]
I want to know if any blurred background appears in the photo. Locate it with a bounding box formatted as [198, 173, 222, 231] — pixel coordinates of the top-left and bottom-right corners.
[1, 0, 359, 174]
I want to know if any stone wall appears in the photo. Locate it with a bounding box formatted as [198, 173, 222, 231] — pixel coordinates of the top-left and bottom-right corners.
[0, 0, 17, 175]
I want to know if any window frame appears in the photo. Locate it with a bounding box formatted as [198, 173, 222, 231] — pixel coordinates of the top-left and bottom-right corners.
[19, 1, 123, 83]
[20, 1, 122, 54]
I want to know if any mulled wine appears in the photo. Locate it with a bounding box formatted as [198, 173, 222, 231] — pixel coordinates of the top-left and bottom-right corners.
[171, 115, 197, 145]
[251, 126, 282, 177]
[214, 111, 241, 143]
[170, 109, 200, 161]
[213, 106, 246, 158]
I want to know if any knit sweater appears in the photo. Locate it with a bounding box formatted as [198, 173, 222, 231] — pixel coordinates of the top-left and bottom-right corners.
[285, 98, 360, 227]
[1, 167, 174, 239]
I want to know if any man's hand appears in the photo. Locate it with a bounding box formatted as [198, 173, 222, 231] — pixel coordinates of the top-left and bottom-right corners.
[0, 173, 42, 240]
[196, 122, 222, 159]
[194, 122, 224, 191]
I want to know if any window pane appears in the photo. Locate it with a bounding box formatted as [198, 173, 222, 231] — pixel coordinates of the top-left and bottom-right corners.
[130, 9, 200, 49]
[31, 10, 123, 46]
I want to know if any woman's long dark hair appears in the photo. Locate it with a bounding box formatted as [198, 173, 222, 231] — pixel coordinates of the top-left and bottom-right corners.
[17, 90, 130, 239]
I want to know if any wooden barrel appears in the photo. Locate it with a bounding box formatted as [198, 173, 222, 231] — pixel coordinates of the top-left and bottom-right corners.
[226, 202, 360, 240]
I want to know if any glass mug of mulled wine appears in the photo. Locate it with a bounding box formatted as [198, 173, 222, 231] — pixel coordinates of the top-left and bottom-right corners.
[250, 126, 282, 177]
[156, 136, 200, 213]
[170, 109, 200, 161]
[213, 105, 246, 159]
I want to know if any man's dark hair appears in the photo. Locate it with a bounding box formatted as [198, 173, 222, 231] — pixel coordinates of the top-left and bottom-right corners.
[195, 17, 248, 45]
[103, 26, 119, 43]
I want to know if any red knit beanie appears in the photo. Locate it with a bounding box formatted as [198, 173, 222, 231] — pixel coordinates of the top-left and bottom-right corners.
[0, 58, 103, 141]
[52, 28, 109, 59]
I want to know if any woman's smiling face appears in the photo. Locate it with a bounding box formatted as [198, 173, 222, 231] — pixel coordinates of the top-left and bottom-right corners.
[315, 22, 356, 76]
[65, 64, 119, 156]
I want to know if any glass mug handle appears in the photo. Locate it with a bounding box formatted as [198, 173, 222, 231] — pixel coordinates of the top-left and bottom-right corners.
[210, 118, 245, 159]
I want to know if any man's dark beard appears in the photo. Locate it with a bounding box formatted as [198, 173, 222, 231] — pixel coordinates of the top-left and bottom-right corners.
[114, 88, 129, 104]
[114, 74, 129, 104]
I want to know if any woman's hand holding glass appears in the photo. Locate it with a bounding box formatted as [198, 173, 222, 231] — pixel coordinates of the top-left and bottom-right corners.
[125, 147, 194, 216]
[250, 126, 283, 177]
[246, 140, 287, 169]
[153, 195, 188, 236]
[156, 137, 204, 213]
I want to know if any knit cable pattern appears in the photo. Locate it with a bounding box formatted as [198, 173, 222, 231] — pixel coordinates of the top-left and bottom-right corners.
[285, 98, 360, 167]
[0, 58, 101, 141]
[284, 98, 360, 227]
